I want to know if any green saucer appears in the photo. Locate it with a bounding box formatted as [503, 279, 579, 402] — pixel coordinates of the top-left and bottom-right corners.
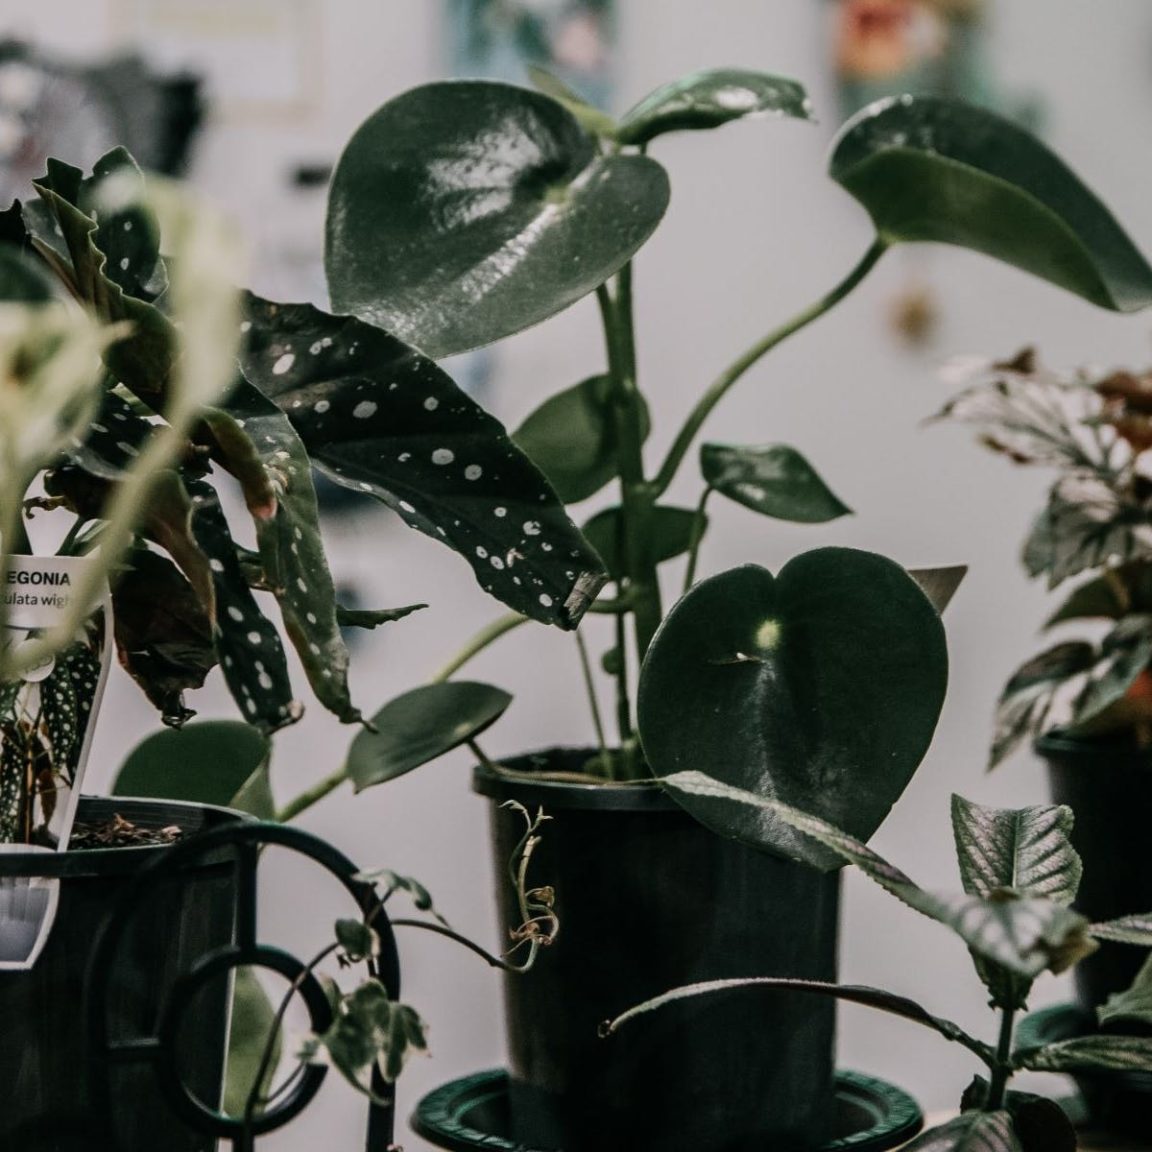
[412, 1068, 924, 1151]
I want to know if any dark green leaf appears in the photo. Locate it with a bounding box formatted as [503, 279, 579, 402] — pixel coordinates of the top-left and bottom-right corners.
[900, 1112, 1020, 1152]
[1020, 1034, 1152, 1074]
[638, 550, 947, 868]
[1099, 954, 1152, 1029]
[907, 566, 968, 615]
[224, 969, 282, 1117]
[239, 295, 605, 629]
[991, 642, 1097, 768]
[831, 96, 1152, 311]
[617, 69, 813, 146]
[337, 603, 427, 631]
[39, 664, 78, 769]
[325, 81, 670, 358]
[951, 795, 1082, 906]
[0, 246, 55, 302]
[1046, 568, 1139, 627]
[1090, 913, 1152, 946]
[582, 505, 702, 582]
[113, 720, 272, 818]
[348, 681, 512, 792]
[513, 375, 649, 503]
[700, 442, 851, 523]
[354, 868, 451, 927]
[336, 919, 379, 962]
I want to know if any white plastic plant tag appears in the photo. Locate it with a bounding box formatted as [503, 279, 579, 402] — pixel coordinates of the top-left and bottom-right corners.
[0, 554, 113, 970]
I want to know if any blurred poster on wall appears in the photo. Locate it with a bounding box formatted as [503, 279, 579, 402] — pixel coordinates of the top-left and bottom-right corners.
[114, 0, 320, 117]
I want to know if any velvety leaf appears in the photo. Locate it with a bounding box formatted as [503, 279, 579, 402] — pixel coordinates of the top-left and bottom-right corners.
[638, 550, 947, 867]
[831, 96, 1152, 311]
[348, 682, 512, 792]
[526, 66, 618, 139]
[900, 1112, 1020, 1152]
[991, 642, 1097, 768]
[111, 547, 216, 727]
[907, 566, 968, 615]
[186, 479, 303, 733]
[213, 379, 359, 723]
[325, 81, 670, 358]
[582, 505, 702, 582]
[112, 720, 272, 818]
[513, 375, 649, 503]
[700, 443, 851, 524]
[951, 795, 1081, 906]
[337, 603, 426, 630]
[224, 969, 282, 1117]
[1099, 954, 1152, 1029]
[0, 245, 55, 302]
[617, 68, 813, 146]
[238, 295, 605, 628]
[1090, 913, 1152, 946]
[1020, 1034, 1152, 1074]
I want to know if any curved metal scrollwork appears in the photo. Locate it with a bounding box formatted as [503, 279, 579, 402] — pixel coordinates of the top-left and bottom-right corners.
[85, 820, 402, 1152]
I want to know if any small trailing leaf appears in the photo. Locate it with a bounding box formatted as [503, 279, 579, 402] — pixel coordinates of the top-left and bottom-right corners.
[298, 980, 428, 1092]
[700, 443, 851, 523]
[326, 80, 670, 358]
[991, 642, 1096, 768]
[1090, 913, 1152, 946]
[1019, 1034, 1152, 1074]
[617, 69, 813, 146]
[639, 551, 947, 868]
[831, 97, 1152, 311]
[1099, 954, 1152, 1029]
[225, 970, 281, 1117]
[239, 295, 606, 629]
[899, 1112, 1020, 1152]
[513, 375, 649, 503]
[335, 919, 379, 963]
[951, 795, 1082, 906]
[582, 505, 702, 581]
[337, 603, 426, 630]
[355, 869, 451, 927]
[112, 720, 272, 817]
[348, 682, 512, 792]
[187, 479, 302, 733]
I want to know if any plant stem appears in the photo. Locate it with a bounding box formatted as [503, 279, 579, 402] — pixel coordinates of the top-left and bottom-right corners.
[428, 612, 528, 685]
[652, 239, 888, 498]
[575, 629, 608, 763]
[682, 486, 713, 594]
[275, 765, 348, 824]
[986, 1006, 1017, 1109]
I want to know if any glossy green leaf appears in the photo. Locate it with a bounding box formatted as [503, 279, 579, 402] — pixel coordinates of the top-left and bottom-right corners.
[513, 375, 649, 503]
[700, 443, 851, 523]
[907, 566, 968, 615]
[831, 96, 1152, 311]
[662, 771, 1095, 979]
[39, 663, 78, 768]
[239, 296, 606, 629]
[348, 682, 512, 792]
[113, 720, 273, 818]
[527, 66, 618, 139]
[325, 81, 670, 358]
[224, 969, 282, 1117]
[900, 1112, 1020, 1152]
[639, 549, 947, 865]
[617, 69, 813, 146]
[951, 795, 1082, 906]
[0, 246, 55, 302]
[582, 504, 701, 582]
[1099, 954, 1152, 1030]
[1090, 913, 1152, 946]
[1020, 1034, 1152, 1074]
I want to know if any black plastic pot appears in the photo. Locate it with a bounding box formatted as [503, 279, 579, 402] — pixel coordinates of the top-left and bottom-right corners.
[1036, 732, 1152, 1010]
[475, 750, 842, 1152]
[0, 795, 246, 1152]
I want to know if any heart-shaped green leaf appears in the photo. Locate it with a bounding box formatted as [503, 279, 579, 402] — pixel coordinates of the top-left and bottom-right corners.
[113, 720, 273, 818]
[348, 681, 512, 792]
[581, 504, 702, 582]
[700, 443, 851, 523]
[239, 295, 606, 629]
[639, 549, 947, 858]
[831, 96, 1152, 312]
[617, 68, 813, 146]
[513, 375, 649, 503]
[325, 81, 670, 358]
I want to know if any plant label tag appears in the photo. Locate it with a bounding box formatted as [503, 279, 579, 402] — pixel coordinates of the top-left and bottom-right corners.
[0, 554, 113, 971]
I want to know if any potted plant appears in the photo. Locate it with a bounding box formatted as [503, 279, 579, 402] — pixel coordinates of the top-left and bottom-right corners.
[261, 70, 1152, 1152]
[602, 771, 1152, 1152]
[0, 143, 599, 1148]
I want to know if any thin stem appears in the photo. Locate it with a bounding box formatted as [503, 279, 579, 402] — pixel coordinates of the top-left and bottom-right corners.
[575, 629, 608, 764]
[428, 612, 528, 685]
[986, 1006, 1017, 1110]
[390, 918, 543, 974]
[613, 602, 631, 750]
[275, 765, 348, 824]
[652, 239, 888, 498]
[682, 486, 713, 594]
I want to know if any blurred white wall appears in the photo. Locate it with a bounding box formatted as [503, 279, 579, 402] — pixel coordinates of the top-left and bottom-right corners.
[4, 1, 1152, 1147]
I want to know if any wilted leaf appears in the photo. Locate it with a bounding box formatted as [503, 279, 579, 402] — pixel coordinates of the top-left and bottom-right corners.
[700, 443, 851, 523]
[335, 919, 378, 963]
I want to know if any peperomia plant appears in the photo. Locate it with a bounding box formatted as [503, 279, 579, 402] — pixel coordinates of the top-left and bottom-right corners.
[604, 771, 1152, 1152]
[936, 350, 1152, 763]
[298, 71, 1152, 847]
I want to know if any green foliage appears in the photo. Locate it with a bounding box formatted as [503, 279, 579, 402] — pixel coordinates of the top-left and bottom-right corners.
[224, 970, 282, 1117]
[1098, 954, 1152, 1029]
[581, 505, 701, 582]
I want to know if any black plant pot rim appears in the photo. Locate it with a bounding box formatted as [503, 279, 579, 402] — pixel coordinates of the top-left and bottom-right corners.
[1034, 730, 1152, 768]
[474, 747, 678, 813]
